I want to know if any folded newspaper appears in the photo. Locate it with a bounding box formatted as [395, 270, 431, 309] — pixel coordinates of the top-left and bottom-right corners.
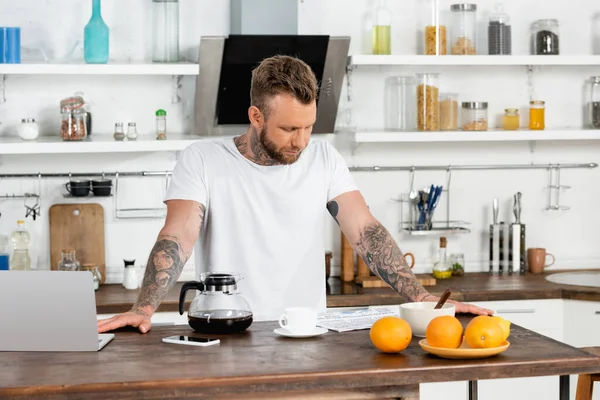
[317, 307, 399, 332]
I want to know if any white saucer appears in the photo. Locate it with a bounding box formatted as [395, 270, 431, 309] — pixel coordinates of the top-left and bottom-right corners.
[274, 327, 328, 338]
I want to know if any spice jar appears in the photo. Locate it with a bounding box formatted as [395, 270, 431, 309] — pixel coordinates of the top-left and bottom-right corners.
[421, 0, 446, 55]
[81, 263, 102, 290]
[17, 118, 40, 140]
[532, 19, 559, 55]
[461, 102, 488, 131]
[503, 108, 520, 130]
[384, 76, 416, 131]
[529, 101, 545, 130]
[61, 107, 87, 141]
[440, 93, 458, 131]
[156, 109, 167, 140]
[488, 4, 512, 55]
[450, 3, 477, 55]
[585, 76, 600, 129]
[113, 122, 125, 141]
[127, 122, 138, 140]
[416, 73, 440, 131]
[57, 249, 80, 271]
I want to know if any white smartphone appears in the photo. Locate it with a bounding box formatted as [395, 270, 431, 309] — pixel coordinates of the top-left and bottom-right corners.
[162, 335, 220, 347]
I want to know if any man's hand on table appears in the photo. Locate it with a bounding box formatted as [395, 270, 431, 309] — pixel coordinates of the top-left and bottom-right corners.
[97, 310, 152, 334]
[420, 294, 494, 316]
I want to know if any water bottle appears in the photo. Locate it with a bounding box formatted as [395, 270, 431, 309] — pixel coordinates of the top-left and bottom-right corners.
[84, 0, 110, 64]
[10, 220, 31, 270]
[0, 235, 9, 270]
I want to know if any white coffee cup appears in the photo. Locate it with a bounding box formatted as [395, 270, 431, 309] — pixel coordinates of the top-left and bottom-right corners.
[278, 307, 317, 334]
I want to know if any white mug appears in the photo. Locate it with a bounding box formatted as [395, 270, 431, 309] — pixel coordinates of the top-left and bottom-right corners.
[278, 307, 317, 334]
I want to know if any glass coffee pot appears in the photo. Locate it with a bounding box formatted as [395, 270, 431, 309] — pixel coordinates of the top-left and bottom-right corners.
[179, 272, 253, 334]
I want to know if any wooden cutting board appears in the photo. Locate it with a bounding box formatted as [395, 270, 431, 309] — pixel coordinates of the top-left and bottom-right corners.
[49, 203, 106, 284]
[355, 274, 437, 288]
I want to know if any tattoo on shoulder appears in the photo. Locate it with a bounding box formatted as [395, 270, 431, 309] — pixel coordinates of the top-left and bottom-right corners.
[326, 201, 340, 226]
[355, 222, 427, 302]
[135, 235, 191, 312]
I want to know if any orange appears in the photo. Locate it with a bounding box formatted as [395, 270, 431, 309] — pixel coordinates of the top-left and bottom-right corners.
[369, 316, 412, 353]
[464, 316, 505, 349]
[425, 315, 463, 349]
[491, 315, 511, 341]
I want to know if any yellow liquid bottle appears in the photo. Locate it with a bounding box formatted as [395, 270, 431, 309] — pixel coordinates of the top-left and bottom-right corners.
[372, 0, 391, 55]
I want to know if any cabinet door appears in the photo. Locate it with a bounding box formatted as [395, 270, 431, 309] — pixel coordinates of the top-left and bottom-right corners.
[420, 381, 467, 400]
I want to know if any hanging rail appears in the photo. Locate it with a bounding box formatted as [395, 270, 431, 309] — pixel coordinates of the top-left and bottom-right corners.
[0, 171, 172, 179]
[349, 162, 597, 172]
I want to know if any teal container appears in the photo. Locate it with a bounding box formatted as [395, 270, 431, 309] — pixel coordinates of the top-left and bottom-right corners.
[84, 0, 109, 64]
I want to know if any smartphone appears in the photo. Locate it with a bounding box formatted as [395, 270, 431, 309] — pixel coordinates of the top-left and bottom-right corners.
[162, 335, 220, 347]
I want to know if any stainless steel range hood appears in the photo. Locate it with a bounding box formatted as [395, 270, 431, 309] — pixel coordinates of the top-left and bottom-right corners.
[193, 1, 350, 136]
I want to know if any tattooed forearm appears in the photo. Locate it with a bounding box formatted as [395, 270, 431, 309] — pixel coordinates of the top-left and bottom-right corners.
[354, 221, 429, 302]
[326, 201, 340, 226]
[132, 235, 192, 315]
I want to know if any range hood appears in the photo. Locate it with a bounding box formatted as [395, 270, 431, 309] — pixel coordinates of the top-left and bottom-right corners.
[193, 1, 350, 135]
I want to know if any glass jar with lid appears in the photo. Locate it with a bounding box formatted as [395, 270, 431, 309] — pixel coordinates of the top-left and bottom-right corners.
[450, 3, 477, 55]
[531, 19, 559, 55]
[461, 102, 488, 131]
[61, 107, 87, 141]
[372, 0, 392, 55]
[152, 0, 180, 62]
[58, 249, 80, 271]
[440, 93, 459, 131]
[81, 263, 102, 290]
[420, 0, 446, 55]
[503, 108, 520, 130]
[529, 100, 545, 130]
[384, 76, 416, 131]
[416, 73, 440, 131]
[488, 3, 512, 55]
[585, 76, 600, 128]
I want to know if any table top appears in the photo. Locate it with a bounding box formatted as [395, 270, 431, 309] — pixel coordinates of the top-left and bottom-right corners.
[1, 317, 599, 399]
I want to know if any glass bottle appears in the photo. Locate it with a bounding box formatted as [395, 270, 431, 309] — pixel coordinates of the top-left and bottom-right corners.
[152, 0, 180, 62]
[585, 76, 600, 129]
[421, 0, 446, 55]
[127, 122, 138, 140]
[440, 93, 459, 131]
[113, 122, 125, 141]
[450, 3, 477, 55]
[416, 73, 440, 131]
[84, 0, 110, 64]
[156, 109, 167, 140]
[384, 76, 416, 131]
[531, 19, 559, 55]
[82, 263, 102, 290]
[488, 3, 512, 55]
[503, 108, 520, 130]
[10, 220, 31, 271]
[372, 0, 392, 55]
[433, 237, 452, 279]
[529, 100, 545, 130]
[58, 249, 80, 271]
[0, 235, 9, 270]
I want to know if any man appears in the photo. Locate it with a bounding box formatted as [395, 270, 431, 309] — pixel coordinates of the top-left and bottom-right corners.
[98, 55, 490, 334]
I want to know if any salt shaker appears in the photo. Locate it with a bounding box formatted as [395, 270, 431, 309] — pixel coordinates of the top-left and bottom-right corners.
[113, 122, 125, 141]
[127, 122, 138, 140]
[123, 259, 139, 290]
[17, 118, 40, 140]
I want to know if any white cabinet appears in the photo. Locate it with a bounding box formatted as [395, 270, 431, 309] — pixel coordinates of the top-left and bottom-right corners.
[420, 299, 564, 400]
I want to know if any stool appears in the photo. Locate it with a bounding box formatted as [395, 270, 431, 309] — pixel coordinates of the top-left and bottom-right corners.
[576, 347, 600, 400]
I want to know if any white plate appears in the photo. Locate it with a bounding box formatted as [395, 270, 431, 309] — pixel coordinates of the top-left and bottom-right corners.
[273, 327, 328, 338]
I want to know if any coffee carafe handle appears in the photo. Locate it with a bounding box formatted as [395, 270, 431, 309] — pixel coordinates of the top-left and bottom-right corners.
[179, 281, 205, 315]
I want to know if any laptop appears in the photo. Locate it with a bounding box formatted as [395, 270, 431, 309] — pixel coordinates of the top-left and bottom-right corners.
[0, 270, 114, 352]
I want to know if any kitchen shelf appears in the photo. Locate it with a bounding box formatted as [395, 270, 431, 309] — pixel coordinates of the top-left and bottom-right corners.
[348, 55, 600, 67]
[353, 129, 600, 143]
[0, 134, 205, 155]
[0, 62, 200, 75]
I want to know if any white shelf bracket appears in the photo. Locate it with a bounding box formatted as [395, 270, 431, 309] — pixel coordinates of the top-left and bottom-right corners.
[171, 75, 183, 104]
[529, 140, 537, 154]
[345, 65, 354, 103]
[0, 74, 6, 104]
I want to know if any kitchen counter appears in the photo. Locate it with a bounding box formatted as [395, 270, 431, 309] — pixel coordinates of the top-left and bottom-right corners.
[2, 318, 599, 399]
[95, 271, 600, 314]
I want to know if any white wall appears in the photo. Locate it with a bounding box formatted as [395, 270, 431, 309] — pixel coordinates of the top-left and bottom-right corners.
[0, 0, 599, 283]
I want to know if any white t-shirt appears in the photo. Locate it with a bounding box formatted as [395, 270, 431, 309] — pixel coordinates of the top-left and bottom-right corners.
[164, 136, 357, 321]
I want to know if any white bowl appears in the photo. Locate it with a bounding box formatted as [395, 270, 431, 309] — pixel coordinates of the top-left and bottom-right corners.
[399, 302, 456, 338]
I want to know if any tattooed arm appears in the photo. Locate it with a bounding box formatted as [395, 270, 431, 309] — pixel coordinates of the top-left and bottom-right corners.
[97, 199, 206, 333]
[327, 191, 493, 315]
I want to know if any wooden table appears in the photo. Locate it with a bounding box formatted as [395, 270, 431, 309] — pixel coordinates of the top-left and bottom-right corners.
[1, 318, 599, 400]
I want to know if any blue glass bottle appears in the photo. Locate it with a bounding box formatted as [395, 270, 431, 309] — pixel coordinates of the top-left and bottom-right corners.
[84, 0, 109, 64]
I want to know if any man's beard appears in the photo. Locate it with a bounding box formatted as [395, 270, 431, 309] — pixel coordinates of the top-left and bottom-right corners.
[259, 127, 303, 165]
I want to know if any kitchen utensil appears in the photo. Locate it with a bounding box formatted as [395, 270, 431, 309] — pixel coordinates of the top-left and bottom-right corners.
[49, 203, 106, 283]
[91, 179, 112, 196]
[513, 192, 522, 223]
[434, 288, 451, 309]
[490, 198, 500, 274]
[179, 272, 253, 334]
[65, 180, 91, 197]
[511, 192, 526, 275]
[419, 339, 510, 359]
[399, 302, 455, 337]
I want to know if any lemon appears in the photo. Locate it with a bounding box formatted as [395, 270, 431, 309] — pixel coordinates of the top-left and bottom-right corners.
[491, 315, 511, 341]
